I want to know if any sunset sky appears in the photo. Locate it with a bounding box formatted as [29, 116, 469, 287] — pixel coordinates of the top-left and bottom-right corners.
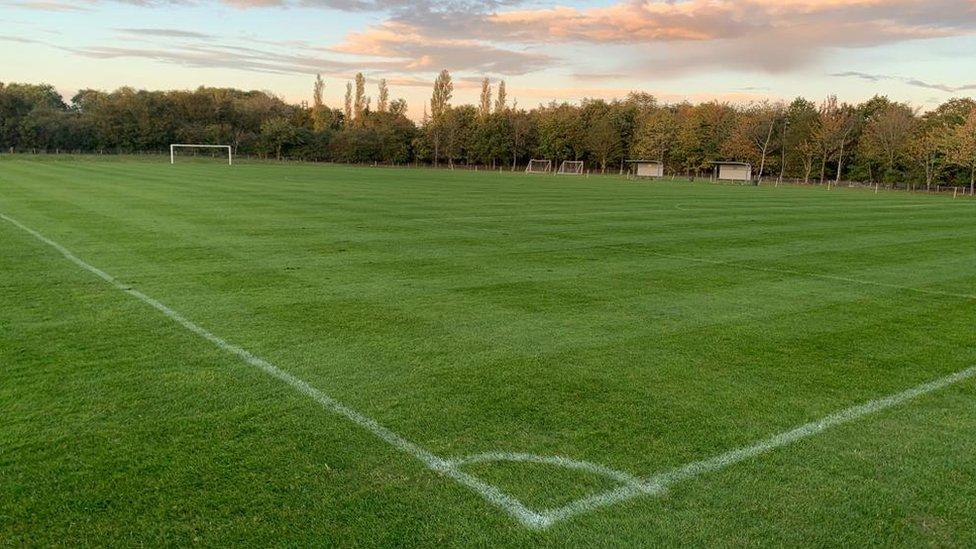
[2, 0, 975, 118]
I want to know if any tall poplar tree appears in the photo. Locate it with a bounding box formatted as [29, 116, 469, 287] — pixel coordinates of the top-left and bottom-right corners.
[343, 82, 352, 126]
[311, 74, 332, 132]
[495, 80, 507, 113]
[354, 73, 367, 123]
[479, 78, 492, 119]
[430, 69, 453, 120]
[428, 69, 453, 166]
[377, 79, 389, 113]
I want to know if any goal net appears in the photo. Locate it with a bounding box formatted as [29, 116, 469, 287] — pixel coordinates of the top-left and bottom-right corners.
[170, 144, 233, 165]
[525, 159, 552, 174]
[557, 160, 584, 175]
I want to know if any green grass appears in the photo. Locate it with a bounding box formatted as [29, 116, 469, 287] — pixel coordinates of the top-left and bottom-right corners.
[1, 156, 975, 547]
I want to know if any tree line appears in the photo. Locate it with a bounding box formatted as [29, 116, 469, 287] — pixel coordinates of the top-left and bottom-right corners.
[2, 72, 975, 190]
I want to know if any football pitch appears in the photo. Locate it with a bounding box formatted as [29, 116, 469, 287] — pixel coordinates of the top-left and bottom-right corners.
[2, 157, 975, 546]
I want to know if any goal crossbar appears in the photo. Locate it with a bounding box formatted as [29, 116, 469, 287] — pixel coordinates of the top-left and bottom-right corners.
[170, 144, 233, 165]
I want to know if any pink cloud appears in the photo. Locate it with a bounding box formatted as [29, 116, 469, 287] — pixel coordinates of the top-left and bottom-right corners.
[333, 20, 555, 75]
[470, 0, 976, 76]
[15, 0, 976, 88]
[328, 0, 976, 79]
[486, 0, 976, 46]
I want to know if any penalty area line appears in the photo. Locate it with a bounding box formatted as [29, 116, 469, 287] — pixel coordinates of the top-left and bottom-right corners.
[0, 212, 547, 530]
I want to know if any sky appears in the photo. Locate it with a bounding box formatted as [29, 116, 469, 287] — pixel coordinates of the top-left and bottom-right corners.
[2, 0, 976, 119]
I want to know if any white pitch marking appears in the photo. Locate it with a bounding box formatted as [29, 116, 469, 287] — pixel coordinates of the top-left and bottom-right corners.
[0, 212, 546, 530]
[537, 364, 976, 527]
[448, 452, 647, 488]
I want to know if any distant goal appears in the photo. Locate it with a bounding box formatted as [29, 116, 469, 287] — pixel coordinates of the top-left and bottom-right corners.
[170, 144, 233, 165]
[557, 160, 584, 175]
[525, 159, 552, 174]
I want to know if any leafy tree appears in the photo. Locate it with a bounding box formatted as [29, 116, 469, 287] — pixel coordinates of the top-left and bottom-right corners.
[814, 96, 856, 183]
[441, 105, 476, 168]
[495, 81, 507, 114]
[354, 73, 367, 124]
[508, 106, 534, 170]
[0, 83, 71, 151]
[365, 109, 417, 164]
[908, 121, 943, 190]
[858, 102, 916, 184]
[918, 98, 975, 188]
[330, 127, 378, 163]
[377, 79, 389, 113]
[430, 70, 453, 120]
[632, 107, 676, 166]
[313, 74, 325, 109]
[260, 116, 300, 160]
[581, 100, 625, 173]
[723, 101, 783, 180]
[311, 74, 336, 132]
[291, 127, 331, 161]
[675, 101, 736, 178]
[479, 78, 492, 119]
[5, 77, 976, 192]
[343, 82, 353, 127]
[470, 111, 512, 168]
[782, 98, 820, 182]
[625, 92, 657, 112]
[427, 70, 454, 166]
[389, 98, 408, 117]
[944, 108, 976, 193]
[929, 98, 976, 126]
[535, 102, 585, 165]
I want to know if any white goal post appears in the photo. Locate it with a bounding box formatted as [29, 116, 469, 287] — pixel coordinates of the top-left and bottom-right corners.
[525, 159, 552, 174]
[170, 144, 233, 165]
[557, 160, 584, 175]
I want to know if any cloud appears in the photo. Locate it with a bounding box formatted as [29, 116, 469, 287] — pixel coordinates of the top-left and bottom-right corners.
[321, 0, 556, 76]
[333, 21, 554, 75]
[236, 0, 526, 11]
[486, 0, 976, 46]
[8, 0, 549, 75]
[0, 35, 41, 43]
[67, 42, 377, 75]
[832, 71, 976, 92]
[833, 70, 887, 83]
[473, 0, 976, 75]
[322, 0, 976, 79]
[10, 0, 976, 93]
[66, 26, 550, 78]
[115, 28, 213, 38]
[9, 0, 524, 11]
[572, 72, 629, 81]
[5, 0, 94, 10]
